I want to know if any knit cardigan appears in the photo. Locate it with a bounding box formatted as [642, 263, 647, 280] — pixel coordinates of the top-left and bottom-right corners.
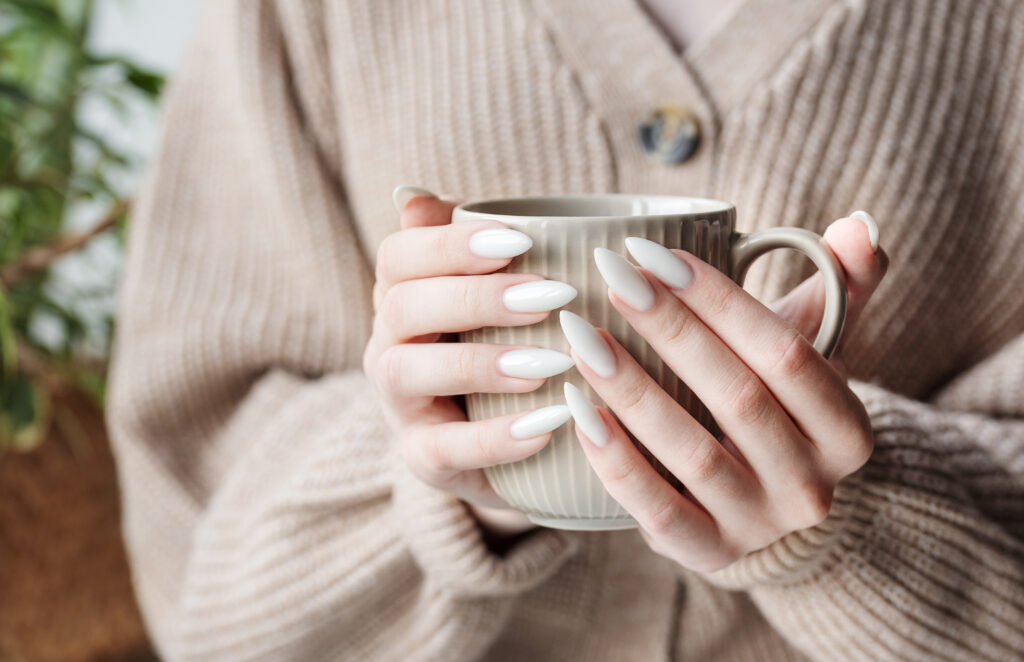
[107, 0, 1024, 660]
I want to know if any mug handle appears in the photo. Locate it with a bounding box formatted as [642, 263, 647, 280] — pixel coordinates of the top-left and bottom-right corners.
[729, 228, 848, 358]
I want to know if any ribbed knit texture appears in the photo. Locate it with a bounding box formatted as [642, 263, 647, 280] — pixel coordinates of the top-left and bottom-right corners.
[107, 1, 1024, 660]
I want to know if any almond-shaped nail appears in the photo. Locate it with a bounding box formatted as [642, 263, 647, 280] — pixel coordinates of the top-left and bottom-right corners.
[498, 348, 574, 379]
[564, 382, 609, 447]
[469, 228, 533, 258]
[392, 185, 437, 212]
[594, 247, 655, 311]
[509, 404, 572, 440]
[559, 310, 616, 377]
[502, 280, 578, 312]
[624, 237, 693, 289]
[850, 210, 880, 252]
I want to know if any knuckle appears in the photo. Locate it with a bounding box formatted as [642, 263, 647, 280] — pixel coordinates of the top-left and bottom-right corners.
[362, 342, 377, 382]
[726, 373, 773, 427]
[771, 328, 817, 379]
[704, 284, 741, 321]
[681, 438, 726, 483]
[377, 284, 404, 330]
[602, 451, 644, 488]
[375, 345, 405, 394]
[453, 345, 478, 386]
[617, 373, 654, 414]
[641, 498, 682, 536]
[419, 431, 453, 478]
[846, 407, 876, 469]
[428, 227, 456, 267]
[661, 307, 702, 348]
[457, 278, 484, 321]
[790, 480, 834, 529]
[375, 234, 400, 284]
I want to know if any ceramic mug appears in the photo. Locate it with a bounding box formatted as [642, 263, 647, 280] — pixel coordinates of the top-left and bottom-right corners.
[455, 194, 847, 531]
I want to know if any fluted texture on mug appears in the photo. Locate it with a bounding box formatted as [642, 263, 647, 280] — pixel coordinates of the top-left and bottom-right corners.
[463, 214, 729, 524]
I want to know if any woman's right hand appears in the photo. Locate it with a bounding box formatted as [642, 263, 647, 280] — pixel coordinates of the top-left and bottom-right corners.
[362, 186, 578, 534]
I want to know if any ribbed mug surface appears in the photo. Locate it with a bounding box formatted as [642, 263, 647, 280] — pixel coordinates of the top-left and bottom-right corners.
[455, 195, 736, 530]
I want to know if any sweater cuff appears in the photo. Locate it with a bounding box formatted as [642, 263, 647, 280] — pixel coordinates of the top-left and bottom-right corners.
[391, 459, 580, 599]
[704, 380, 901, 589]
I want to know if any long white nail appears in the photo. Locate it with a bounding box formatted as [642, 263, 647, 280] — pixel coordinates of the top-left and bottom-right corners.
[510, 404, 572, 440]
[503, 280, 578, 312]
[564, 383, 609, 447]
[469, 229, 533, 258]
[850, 210, 880, 252]
[498, 348, 574, 379]
[392, 185, 436, 212]
[559, 311, 616, 377]
[594, 247, 655, 311]
[624, 237, 693, 289]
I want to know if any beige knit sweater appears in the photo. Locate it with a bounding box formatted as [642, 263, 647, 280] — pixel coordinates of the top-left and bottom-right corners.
[107, 1, 1024, 660]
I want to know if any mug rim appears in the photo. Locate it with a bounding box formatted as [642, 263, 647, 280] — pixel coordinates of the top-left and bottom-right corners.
[455, 193, 734, 221]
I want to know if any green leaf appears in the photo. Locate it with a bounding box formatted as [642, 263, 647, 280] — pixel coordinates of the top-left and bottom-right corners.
[0, 290, 17, 378]
[125, 66, 164, 98]
[0, 375, 50, 452]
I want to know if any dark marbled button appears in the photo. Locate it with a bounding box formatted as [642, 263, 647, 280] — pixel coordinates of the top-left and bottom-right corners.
[638, 106, 700, 165]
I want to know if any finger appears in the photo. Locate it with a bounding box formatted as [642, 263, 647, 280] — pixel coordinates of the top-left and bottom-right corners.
[587, 252, 823, 480]
[559, 313, 767, 528]
[406, 405, 571, 486]
[770, 215, 889, 341]
[375, 343, 572, 399]
[375, 219, 532, 292]
[563, 397, 731, 572]
[392, 185, 458, 229]
[374, 273, 577, 346]
[619, 243, 872, 474]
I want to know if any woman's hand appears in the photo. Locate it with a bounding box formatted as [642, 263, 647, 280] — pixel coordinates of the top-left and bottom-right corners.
[561, 214, 888, 572]
[363, 186, 578, 536]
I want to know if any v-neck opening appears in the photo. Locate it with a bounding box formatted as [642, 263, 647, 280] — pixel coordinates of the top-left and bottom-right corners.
[526, 0, 835, 196]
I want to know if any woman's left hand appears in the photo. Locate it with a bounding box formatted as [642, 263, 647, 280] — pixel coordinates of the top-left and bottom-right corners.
[563, 215, 888, 572]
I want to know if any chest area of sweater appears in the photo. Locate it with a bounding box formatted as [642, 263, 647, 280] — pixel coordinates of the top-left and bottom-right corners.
[331, 0, 1024, 396]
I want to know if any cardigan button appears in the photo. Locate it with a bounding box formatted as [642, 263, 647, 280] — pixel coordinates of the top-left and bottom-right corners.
[638, 106, 700, 165]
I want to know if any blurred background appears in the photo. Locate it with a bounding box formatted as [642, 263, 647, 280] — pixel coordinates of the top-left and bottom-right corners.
[1, 1, 199, 660]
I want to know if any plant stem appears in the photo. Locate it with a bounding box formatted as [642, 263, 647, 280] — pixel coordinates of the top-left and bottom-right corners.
[0, 198, 130, 287]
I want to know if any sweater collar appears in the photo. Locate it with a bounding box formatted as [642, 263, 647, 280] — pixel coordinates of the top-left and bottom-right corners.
[528, 0, 835, 194]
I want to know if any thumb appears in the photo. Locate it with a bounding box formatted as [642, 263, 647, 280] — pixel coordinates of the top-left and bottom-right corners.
[392, 184, 461, 229]
[771, 213, 889, 346]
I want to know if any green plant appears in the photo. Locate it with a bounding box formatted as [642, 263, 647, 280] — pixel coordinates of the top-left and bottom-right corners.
[0, 0, 163, 451]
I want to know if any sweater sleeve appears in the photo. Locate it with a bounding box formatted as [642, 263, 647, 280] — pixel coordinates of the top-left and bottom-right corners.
[701, 334, 1024, 661]
[105, 2, 577, 661]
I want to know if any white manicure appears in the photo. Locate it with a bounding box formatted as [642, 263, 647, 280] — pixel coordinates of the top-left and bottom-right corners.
[469, 229, 533, 258]
[593, 247, 655, 311]
[564, 383, 609, 447]
[392, 185, 436, 212]
[503, 280, 578, 312]
[498, 348, 574, 379]
[850, 210, 880, 252]
[510, 404, 572, 440]
[559, 311, 616, 377]
[624, 237, 693, 289]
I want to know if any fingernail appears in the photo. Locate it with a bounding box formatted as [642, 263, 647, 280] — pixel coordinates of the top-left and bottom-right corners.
[559, 311, 616, 377]
[850, 210, 880, 252]
[392, 185, 437, 212]
[498, 348, 574, 379]
[564, 383, 609, 447]
[594, 247, 655, 311]
[510, 404, 572, 440]
[469, 228, 533, 258]
[502, 280, 578, 312]
[625, 237, 693, 289]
